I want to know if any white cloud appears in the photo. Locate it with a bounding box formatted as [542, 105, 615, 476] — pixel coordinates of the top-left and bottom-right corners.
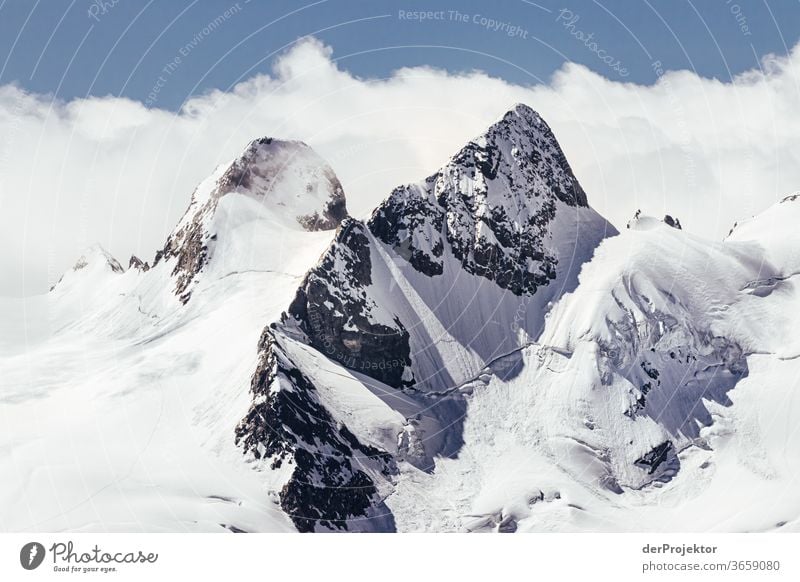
[1, 37, 799, 295]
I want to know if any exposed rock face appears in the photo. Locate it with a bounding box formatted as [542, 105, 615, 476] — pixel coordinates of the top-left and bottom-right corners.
[369, 104, 588, 295]
[283, 219, 413, 389]
[235, 328, 396, 532]
[154, 214, 210, 303]
[634, 441, 677, 478]
[154, 138, 348, 303]
[128, 255, 150, 272]
[627, 209, 642, 229]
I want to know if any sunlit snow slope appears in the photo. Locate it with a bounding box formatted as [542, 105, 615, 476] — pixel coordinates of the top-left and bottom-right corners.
[390, 210, 800, 532]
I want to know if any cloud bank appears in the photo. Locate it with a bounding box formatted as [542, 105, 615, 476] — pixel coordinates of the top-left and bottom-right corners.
[1, 38, 799, 295]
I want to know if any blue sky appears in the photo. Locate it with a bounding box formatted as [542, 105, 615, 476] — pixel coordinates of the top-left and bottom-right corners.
[1, 0, 798, 109]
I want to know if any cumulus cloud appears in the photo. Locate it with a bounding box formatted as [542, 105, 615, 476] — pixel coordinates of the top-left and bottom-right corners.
[1, 37, 799, 295]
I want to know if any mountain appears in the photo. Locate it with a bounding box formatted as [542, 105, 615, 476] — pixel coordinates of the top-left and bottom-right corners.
[726, 191, 800, 273]
[0, 138, 346, 533]
[235, 104, 618, 531]
[235, 107, 800, 532]
[49, 243, 124, 293]
[283, 104, 615, 391]
[2, 106, 799, 534]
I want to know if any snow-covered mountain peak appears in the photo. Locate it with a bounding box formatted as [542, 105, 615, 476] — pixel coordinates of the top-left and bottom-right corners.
[627, 214, 661, 231]
[71, 244, 124, 273]
[128, 254, 150, 271]
[368, 103, 606, 294]
[725, 191, 800, 272]
[439, 103, 588, 208]
[207, 138, 347, 231]
[50, 244, 123, 294]
[487, 102, 553, 145]
[156, 138, 347, 302]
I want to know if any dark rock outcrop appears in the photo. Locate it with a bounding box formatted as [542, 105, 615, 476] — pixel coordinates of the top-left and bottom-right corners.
[235, 328, 396, 532]
[283, 220, 414, 389]
[369, 104, 586, 296]
[128, 255, 150, 272]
